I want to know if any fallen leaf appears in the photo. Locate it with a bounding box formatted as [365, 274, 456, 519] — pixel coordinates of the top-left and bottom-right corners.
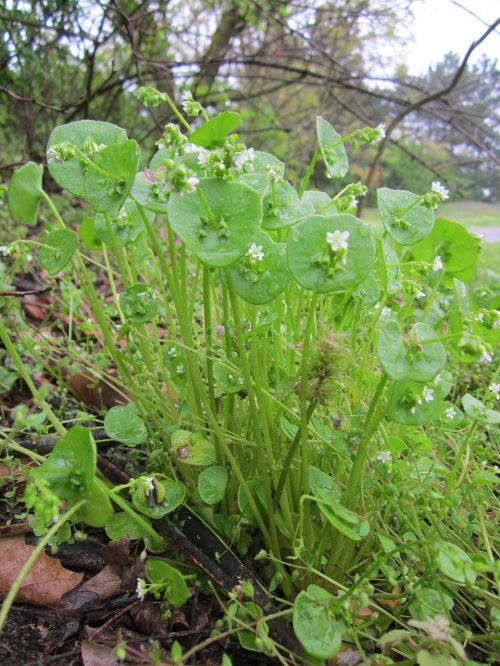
[81, 640, 119, 666]
[58, 563, 123, 610]
[0, 536, 83, 606]
[21, 293, 56, 321]
[68, 370, 128, 410]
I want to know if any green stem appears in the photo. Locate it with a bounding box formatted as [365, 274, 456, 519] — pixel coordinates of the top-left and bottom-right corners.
[203, 267, 217, 417]
[298, 148, 320, 197]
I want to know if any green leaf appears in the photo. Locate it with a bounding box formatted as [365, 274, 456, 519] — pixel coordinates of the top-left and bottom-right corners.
[8, 162, 44, 225]
[171, 431, 217, 466]
[237, 480, 266, 528]
[237, 151, 285, 196]
[462, 393, 500, 425]
[411, 217, 481, 282]
[132, 479, 186, 518]
[84, 140, 140, 216]
[287, 214, 374, 293]
[76, 481, 113, 527]
[39, 229, 78, 275]
[378, 188, 434, 245]
[119, 284, 158, 324]
[301, 190, 331, 211]
[213, 358, 245, 394]
[262, 181, 313, 230]
[104, 404, 148, 445]
[189, 111, 241, 147]
[146, 559, 191, 607]
[435, 541, 476, 584]
[236, 602, 269, 652]
[33, 426, 96, 502]
[168, 178, 262, 267]
[417, 650, 458, 666]
[221, 231, 291, 304]
[378, 321, 446, 382]
[316, 117, 348, 178]
[47, 120, 128, 197]
[409, 588, 454, 620]
[293, 584, 345, 659]
[387, 378, 446, 426]
[80, 216, 102, 251]
[198, 466, 228, 505]
[105, 512, 150, 541]
[94, 199, 148, 246]
[130, 171, 170, 213]
[309, 466, 341, 502]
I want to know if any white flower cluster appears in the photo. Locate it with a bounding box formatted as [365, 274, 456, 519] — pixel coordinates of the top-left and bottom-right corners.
[136, 577, 147, 601]
[431, 181, 449, 201]
[489, 382, 500, 400]
[326, 230, 350, 264]
[247, 242, 264, 261]
[233, 147, 255, 172]
[432, 255, 444, 271]
[410, 385, 434, 414]
[444, 406, 456, 420]
[376, 450, 392, 463]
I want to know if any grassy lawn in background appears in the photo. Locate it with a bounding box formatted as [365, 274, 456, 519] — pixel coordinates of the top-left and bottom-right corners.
[363, 200, 500, 227]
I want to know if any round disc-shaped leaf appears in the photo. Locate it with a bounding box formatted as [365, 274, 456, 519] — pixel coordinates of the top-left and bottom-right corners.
[462, 393, 500, 425]
[33, 426, 96, 502]
[198, 466, 228, 505]
[287, 213, 374, 293]
[411, 217, 481, 282]
[316, 116, 348, 179]
[237, 151, 285, 196]
[387, 379, 445, 425]
[80, 216, 102, 250]
[8, 162, 44, 225]
[168, 178, 262, 267]
[146, 559, 191, 607]
[47, 120, 128, 198]
[132, 479, 186, 518]
[213, 358, 245, 394]
[39, 229, 78, 275]
[262, 181, 313, 230]
[378, 188, 434, 245]
[301, 189, 331, 212]
[119, 284, 158, 324]
[104, 404, 148, 445]
[84, 140, 140, 216]
[293, 584, 345, 659]
[189, 111, 241, 148]
[94, 199, 148, 246]
[378, 321, 446, 382]
[105, 512, 150, 541]
[221, 232, 291, 304]
[130, 171, 170, 214]
[76, 481, 114, 528]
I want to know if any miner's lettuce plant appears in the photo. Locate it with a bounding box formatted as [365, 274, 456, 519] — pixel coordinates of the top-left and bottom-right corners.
[1, 86, 499, 662]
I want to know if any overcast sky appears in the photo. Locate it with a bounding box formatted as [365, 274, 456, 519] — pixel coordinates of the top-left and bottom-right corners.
[403, 0, 499, 73]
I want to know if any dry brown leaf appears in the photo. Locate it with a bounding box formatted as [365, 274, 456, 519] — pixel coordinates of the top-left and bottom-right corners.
[58, 563, 123, 611]
[0, 536, 83, 606]
[21, 293, 56, 321]
[81, 640, 119, 666]
[68, 370, 128, 410]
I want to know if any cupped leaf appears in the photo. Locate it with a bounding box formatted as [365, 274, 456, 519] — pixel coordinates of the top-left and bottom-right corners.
[47, 120, 128, 197]
[171, 430, 217, 466]
[378, 321, 446, 382]
[221, 231, 291, 304]
[213, 358, 245, 394]
[237, 151, 285, 196]
[146, 559, 191, 607]
[287, 213, 374, 293]
[378, 188, 434, 245]
[104, 404, 148, 445]
[84, 140, 140, 216]
[309, 466, 340, 503]
[262, 181, 313, 230]
[411, 217, 481, 283]
[316, 116, 348, 178]
[130, 171, 170, 213]
[293, 584, 345, 659]
[105, 512, 150, 541]
[8, 162, 44, 225]
[168, 178, 262, 267]
[189, 111, 241, 148]
[76, 481, 113, 527]
[39, 229, 78, 275]
[94, 199, 148, 246]
[301, 189, 331, 211]
[198, 466, 228, 505]
[32, 426, 96, 502]
[435, 541, 476, 584]
[132, 478, 186, 518]
[462, 393, 500, 425]
[387, 378, 446, 425]
[237, 480, 266, 528]
[119, 284, 158, 324]
[80, 216, 102, 250]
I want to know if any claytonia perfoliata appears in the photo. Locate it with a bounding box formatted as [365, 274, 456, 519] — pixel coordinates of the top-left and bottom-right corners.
[415, 289, 425, 300]
[326, 230, 349, 253]
[423, 386, 434, 403]
[376, 450, 392, 463]
[247, 243, 264, 261]
[233, 147, 255, 173]
[481, 350, 493, 363]
[181, 90, 202, 117]
[445, 406, 456, 420]
[136, 578, 148, 601]
[0, 246, 9, 256]
[434, 373, 442, 385]
[489, 383, 500, 400]
[432, 255, 444, 271]
[431, 181, 449, 201]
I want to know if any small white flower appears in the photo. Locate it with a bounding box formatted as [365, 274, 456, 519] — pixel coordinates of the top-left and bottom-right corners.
[376, 450, 392, 463]
[434, 373, 442, 385]
[176, 364, 184, 375]
[247, 243, 264, 261]
[136, 578, 147, 601]
[373, 122, 386, 143]
[197, 150, 210, 166]
[475, 312, 484, 322]
[481, 350, 493, 364]
[233, 147, 255, 172]
[432, 255, 444, 271]
[326, 229, 350, 253]
[350, 197, 358, 208]
[0, 246, 9, 256]
[415, 289, 426, 300]
[46, 146, 61, 163]
[410, 407, 416, 414]
[186, 175, 199, 191]
[381, 306, 391, 318]
[431, 181, 449, 200]
[144, 476, 155, 491]
[181, 90, 193, 112]
[423, 386, 434, 403]
[445, 406, 456, 420]
[489, 383, 500, 400]
[237, 377, 245, 386]
[184, 143, 204, 154]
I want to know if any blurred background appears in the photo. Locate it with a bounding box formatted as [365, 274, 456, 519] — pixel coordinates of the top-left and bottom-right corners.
[1, 0, 499, 210]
